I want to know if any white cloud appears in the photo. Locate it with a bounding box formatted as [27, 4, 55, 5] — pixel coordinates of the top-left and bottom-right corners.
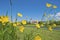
[55, 12, 60, 17]
[48, 12, 60, 20]
[43, 12, 60, 21]
[55, 12, 60, 20]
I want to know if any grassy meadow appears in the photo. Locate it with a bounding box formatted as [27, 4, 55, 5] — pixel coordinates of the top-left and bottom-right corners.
[0, 1, 60, 40]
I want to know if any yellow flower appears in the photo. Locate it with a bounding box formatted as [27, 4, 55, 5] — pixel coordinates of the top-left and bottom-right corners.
[17, 13, 22, 17]
[46, 3, 52, 7]
[34, 35, 41, 40]
[48, 26, 52, 31]
[36, 24, 40, 28]
[13, 23, 17, 27]
[1, 16, 9, 23]
[53, 24, 56, 27]
[19, 26, 24, 32]
[53, 5, 57, 8]
[4, 16, 9, 22]
[22, 20, 27, 25]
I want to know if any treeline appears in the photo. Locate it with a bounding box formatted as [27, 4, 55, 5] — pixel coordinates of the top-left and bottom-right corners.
[38, 20, 60, 25]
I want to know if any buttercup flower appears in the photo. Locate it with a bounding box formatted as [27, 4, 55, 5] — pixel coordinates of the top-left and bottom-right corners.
[48, 26, 52, 31]
[53, 5, 57, 8]
[19, 26, 24, 32]
[17, 13, 22, 17]
[22, 20, 27, 25]
[46, 3, 52, 7]
[1, 16, 9, 23]
[13, 23, 17, 27]
[34, 35, 41, 40]
[53, 24, 56, 27]
[36, 24, 40, 28]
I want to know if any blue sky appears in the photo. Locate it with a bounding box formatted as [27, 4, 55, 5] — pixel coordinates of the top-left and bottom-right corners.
[0, 0, 60, 21]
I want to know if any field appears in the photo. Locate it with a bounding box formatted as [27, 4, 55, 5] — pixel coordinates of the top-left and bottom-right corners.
[0, 21, 60, 40]
[0, 1, 60, 40]
[16, 25, 60, 40]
